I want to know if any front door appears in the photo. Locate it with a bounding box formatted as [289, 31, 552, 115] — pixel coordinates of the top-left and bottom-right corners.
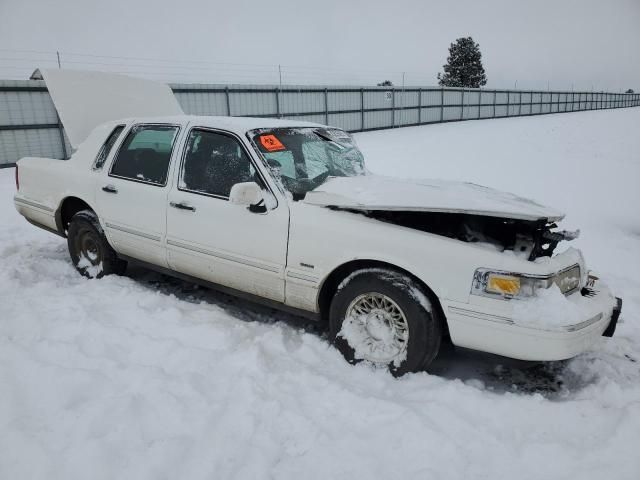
[166, 127, 289, 302]
[97, 123, 182, 267]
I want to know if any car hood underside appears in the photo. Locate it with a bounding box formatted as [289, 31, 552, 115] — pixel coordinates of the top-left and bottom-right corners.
[304, 175, 564, 222]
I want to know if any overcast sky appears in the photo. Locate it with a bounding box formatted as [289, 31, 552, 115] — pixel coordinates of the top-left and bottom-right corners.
[1, 0, 638, 90]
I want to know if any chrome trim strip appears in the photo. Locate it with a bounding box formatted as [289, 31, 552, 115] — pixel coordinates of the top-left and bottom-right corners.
[449, 306, 604, 333]
[564, 313, 603, 332]
[14, 197, 54, 213]
[105, 222, 161, 242]
[286, 270, 320, 284]
[167, 239, 280, 273]
[448, 306, 513, 325]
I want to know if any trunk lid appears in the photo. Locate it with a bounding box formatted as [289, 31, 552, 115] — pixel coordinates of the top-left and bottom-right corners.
[42, 69, 184, 149]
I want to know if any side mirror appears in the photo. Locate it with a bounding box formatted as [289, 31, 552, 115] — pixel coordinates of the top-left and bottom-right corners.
[229, 182, 266, 213]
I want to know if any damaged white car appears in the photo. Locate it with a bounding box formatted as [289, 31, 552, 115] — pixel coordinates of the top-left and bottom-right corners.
[14, 71, 622, 376]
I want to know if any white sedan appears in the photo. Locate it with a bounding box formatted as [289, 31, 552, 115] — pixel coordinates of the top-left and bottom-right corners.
[13, 70, 622, 375]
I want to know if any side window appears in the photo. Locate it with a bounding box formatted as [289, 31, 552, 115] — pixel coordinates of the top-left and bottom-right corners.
[93, 125, 125, 170]
[110, 124, 179, 185]
[180, 129, 255, 198]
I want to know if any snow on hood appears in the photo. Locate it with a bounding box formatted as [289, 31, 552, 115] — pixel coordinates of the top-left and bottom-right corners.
[304, 175, 565, 222]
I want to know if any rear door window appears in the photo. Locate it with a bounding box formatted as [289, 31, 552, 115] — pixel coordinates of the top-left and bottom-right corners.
[110, 124, 179, 185]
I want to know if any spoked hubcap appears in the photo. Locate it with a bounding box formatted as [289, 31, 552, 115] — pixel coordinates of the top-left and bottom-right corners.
[343, 292, 409, 364]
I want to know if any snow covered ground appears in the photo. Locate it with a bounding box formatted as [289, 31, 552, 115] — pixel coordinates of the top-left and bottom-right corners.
[2, 109, 640, 479]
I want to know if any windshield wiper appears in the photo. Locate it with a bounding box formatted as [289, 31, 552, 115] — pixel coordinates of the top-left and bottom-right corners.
[314, 130, 348, 150]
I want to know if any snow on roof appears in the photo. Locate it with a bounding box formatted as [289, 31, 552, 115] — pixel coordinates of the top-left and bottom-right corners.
[111, 115, 325, 135]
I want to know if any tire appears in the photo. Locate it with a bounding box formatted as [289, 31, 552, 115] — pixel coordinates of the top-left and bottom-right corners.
[329, 268, 442, 376]
[67, 209, 126, 278]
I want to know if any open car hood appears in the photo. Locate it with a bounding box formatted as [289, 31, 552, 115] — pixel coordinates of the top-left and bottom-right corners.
[304, 175, 565, 222]
[42, 69, 183, 149]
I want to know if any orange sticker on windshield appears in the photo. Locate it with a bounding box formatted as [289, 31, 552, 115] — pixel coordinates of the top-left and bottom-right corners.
[260, 134, 285, 152]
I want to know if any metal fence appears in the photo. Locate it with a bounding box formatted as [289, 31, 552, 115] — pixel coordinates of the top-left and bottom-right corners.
[1, 79, 639, 167]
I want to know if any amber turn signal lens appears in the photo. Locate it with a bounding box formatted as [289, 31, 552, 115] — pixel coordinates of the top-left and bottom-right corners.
[486, 274, 521, 296]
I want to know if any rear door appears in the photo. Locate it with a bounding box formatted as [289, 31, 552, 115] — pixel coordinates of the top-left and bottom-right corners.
[97, 122, 183, 267]
[166, 127, 289, 302]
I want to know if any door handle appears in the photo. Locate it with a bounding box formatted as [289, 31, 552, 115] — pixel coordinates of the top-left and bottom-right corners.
[102, 184, 118, 194]
[170, 201, 196, 212]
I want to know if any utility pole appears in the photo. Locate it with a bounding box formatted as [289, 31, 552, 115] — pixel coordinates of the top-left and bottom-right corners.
[54, 50, 67, 159]
[278, 64, 282, 88]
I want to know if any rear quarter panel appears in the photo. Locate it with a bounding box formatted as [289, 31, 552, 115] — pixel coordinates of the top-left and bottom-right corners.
[14, 123, 117, 232]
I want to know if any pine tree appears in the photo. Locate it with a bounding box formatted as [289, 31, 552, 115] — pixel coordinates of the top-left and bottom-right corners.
[437, 37, 487, 88]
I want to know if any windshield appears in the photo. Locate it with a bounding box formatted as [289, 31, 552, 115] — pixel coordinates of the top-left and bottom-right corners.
[249, 127, 366, 199]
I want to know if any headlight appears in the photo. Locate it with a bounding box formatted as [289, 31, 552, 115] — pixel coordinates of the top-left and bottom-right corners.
[471, 265, 581, 299]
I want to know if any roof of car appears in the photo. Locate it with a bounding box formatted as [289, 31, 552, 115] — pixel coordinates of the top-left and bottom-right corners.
[112, 115, 326, 136]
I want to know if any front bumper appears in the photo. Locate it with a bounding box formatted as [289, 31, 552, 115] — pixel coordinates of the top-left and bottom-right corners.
[444, 280, 622, 361]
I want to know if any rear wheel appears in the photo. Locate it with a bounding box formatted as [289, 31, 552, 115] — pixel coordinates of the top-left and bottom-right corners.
[67, 210, 126, 278]
[329, 268, 442, 376]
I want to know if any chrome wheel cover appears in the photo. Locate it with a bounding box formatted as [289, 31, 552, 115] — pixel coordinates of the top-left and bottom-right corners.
[342, 292, 409, 365]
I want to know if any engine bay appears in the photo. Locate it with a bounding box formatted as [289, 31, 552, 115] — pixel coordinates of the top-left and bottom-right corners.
[352, 210, 579, 260]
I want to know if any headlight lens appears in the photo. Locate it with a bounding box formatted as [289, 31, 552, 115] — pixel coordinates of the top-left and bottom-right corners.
[472, 265, 581, 299]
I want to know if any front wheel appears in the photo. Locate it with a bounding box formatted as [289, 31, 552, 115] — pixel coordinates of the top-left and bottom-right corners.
[329, 269, 442, 376]
[67, 210, 126, 278]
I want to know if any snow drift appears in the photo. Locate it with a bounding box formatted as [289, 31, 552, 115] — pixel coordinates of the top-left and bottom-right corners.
[1, 108, 640, 480]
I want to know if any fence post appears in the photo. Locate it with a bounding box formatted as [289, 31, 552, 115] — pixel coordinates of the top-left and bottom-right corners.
[492, 89, 496, 118]
[505, 90, 510, 117]
[460, 88, 465, 120]
[539, 90, 543, 114]
[225, 86, 231, 116]
[418, 88, 422, 124]
[391, 87, 396, 128]
[570, 91, 574, 112]
[360, 88, 364, 131]
[518, 91, 522, 116]
[324, 88, 329, 125]
[275, 87, 281, 119]
[440, 88, 444, 122]
[477, 90, 481, 119]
